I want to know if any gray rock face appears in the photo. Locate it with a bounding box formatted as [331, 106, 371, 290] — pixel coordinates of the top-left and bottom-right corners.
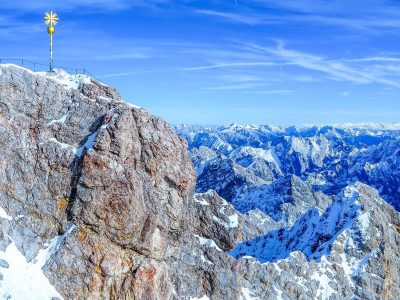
[0, 65, 399, 300]
[0, 65, 195, 299]
[189, 191, 277, 251]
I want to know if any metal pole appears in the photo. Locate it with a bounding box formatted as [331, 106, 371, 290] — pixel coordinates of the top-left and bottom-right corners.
[50, 33, 53, 72]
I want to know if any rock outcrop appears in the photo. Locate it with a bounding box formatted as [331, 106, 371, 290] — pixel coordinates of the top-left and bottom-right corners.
[0, 65, 195, 299]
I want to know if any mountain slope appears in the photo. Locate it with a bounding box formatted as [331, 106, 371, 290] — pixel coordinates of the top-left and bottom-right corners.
[0, 65, 399, 300]
[0, 65, 195, 299]
[229, 183, 400, 299]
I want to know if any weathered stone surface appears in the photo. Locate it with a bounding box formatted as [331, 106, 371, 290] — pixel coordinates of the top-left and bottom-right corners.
[0, 65, 195, 299]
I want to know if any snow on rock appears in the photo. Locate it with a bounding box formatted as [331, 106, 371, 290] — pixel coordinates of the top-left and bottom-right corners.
[228, 213, 239, 228]
[0, 225, 75, 299]
[240, 287, 259, 300]
[232, 175, 331, 225]
[39, 69, 91, 91]
[48, 138, 75, 150]
[195, 235, 222, 252]
[200, 253, 213, 265]
[46, 113, 69, 126]
[176, 122, 400, 214]
[356, 212, 370, 237]
[0, 206, 13, 221]
[229, 184, 364, 263]
[194, 194, 210, 206]
[273, 287, 284, 300]
[212, 213, 239, 229]
[75, 126, 105, 157]
[75, 132, 97, 157]
[313, 271, 335, 299]
[190, 296, 210, 300]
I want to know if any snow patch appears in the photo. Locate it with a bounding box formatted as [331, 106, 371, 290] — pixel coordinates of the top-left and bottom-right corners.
[0, 225, 75, 299]
[212, 213, 239, 229]
[240, 287, 259, 300]
[200, 254, 213, 265]
[190, 296, 210, 300]
[195, 235, 222, 252]
[40, 69, 91, 90]
[128, 103, 141, 109]
[48, 138, 74, 150]
[194, 195, 209, 206]
[228, 214, 239, 228]
[357, 212, 370, 236]
[273, 286, 283, 300]
[47, 113, 69, 126]
[75, 131, 99, 157]
[314, 271, 334, 299]
[0, 206, 12, 221]
[0, 206, 13, 221]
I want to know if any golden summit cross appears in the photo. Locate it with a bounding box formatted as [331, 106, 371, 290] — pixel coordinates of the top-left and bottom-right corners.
[44, 11, 59, 71]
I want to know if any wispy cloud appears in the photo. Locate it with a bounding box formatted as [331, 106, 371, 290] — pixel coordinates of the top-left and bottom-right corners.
[205, 82, 269, 91]
[241, 41, 400, 87]
[182, 61, 282, 71]
[90, 49, 152, 61]
[97, 69, 171, 78]
[194, 2, 400, 33]
[249, 0, 400, 21]
[217, 74, 263, 82]
[344, 57, 400, 63]
[95, 38, 400, 88]
[0, 15, 42, 40]
[195, 10, 269, 25]
[245, 89, 294, 95]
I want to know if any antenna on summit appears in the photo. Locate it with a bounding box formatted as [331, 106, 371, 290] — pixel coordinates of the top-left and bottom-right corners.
[44, 11, 59, 72]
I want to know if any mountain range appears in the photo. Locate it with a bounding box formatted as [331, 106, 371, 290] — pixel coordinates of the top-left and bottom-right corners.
[0, 64, 398, 299]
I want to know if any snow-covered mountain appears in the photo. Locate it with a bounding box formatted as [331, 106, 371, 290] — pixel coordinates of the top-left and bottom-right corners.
[176, 123, 400, 299]
[176, 123, 400, 212]
[1, 65, 399, 300]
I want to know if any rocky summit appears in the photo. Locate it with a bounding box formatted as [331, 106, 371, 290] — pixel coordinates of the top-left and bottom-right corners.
[0, 65, 399, 300]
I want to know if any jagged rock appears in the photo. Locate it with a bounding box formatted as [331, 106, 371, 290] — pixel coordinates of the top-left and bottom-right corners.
[0, 65, 195, 299]
[188, 190, 276, 251]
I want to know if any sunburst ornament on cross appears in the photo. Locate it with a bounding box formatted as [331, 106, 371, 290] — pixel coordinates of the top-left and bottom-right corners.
[44, 11, 59, 71]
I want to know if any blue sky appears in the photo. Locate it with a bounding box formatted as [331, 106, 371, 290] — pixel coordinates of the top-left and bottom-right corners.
[1, 0, 400, 125]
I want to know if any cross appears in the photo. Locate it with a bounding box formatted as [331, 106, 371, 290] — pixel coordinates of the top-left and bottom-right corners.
[44, 11, 59, 71]
[44, 11, 59, 27]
